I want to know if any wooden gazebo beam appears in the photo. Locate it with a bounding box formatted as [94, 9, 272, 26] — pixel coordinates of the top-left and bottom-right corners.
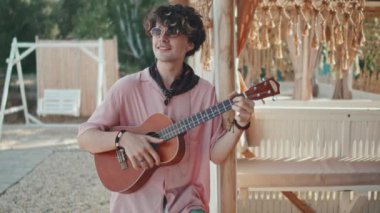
[213, 0, 237, 212]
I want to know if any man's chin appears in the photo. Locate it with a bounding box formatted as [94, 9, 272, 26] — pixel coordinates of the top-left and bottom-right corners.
[155, 56, 176, 62]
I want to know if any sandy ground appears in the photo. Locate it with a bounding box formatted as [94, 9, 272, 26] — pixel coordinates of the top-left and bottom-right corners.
[0, 125, 110, 212]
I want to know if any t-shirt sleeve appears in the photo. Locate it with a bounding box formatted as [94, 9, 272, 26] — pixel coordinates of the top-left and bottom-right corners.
[77, 81, 122, 137]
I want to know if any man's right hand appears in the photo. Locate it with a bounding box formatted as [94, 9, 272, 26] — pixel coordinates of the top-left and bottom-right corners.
[121, 132, 163, 169]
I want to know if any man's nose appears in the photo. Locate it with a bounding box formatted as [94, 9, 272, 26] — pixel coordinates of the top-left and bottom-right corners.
[159, 32, 169, 41]
[159, 30, 169, 39]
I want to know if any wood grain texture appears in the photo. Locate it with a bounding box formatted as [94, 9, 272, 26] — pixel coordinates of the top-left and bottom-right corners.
[36, 38, 119, 116]
[213, 0, 237, 212]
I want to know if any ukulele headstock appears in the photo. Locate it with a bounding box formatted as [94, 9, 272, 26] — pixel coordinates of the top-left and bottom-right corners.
[244, 78, 280, 101]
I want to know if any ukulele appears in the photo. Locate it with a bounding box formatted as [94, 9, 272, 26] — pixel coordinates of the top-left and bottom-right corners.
[94, 78, 280, 193]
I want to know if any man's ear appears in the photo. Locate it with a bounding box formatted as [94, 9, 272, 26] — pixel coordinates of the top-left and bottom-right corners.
[187, 42, 194, 52]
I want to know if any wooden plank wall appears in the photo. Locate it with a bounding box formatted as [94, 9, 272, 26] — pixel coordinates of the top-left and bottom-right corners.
[36, 38, 119, 116]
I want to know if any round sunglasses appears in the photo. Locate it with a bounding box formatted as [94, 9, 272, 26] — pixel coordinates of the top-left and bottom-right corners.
[150, 27, 181, 38]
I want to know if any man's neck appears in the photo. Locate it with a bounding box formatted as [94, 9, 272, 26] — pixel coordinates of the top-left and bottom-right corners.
[156, 61, 184, 89]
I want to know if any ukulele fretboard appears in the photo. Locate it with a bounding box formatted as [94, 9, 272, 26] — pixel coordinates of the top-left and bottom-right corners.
[157, 99, 233, 140]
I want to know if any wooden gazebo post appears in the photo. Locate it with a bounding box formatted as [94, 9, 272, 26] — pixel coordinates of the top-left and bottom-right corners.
[213, 0, 237, 212]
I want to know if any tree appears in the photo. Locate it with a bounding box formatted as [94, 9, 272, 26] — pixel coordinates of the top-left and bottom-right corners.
[57, 0, 166, 72]
[109, 0, 166, 72]
[0, 0, 56, 73]
[0, 0, 166, 75]
[50, 0, 115, 39]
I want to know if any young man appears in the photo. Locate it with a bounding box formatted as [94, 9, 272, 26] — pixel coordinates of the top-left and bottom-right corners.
[77, 4, 254, 213]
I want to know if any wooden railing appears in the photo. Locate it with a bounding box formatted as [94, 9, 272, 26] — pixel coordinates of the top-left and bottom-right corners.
[236, 100, 380, 213]
[249, 101, 380, 160]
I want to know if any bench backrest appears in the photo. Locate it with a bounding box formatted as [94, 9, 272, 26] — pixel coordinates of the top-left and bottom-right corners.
[37, 89, 81, 117]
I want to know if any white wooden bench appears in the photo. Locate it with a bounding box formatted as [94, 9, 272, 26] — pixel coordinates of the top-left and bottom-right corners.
[37, 89, 81, 117]
[237, 100, 380, 212]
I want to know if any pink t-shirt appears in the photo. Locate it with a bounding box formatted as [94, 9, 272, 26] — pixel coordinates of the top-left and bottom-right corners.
[78, 69, 225, 213]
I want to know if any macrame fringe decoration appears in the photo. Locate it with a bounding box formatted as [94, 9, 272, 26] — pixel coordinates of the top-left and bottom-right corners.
[320, 19, 327, 44]
[335, 20, 344, 46]
[275, 6, 283, 46]
[311, 7, 320, 49]
[335, 2, 344, 46]
[243, 0, 365, 83]
[262, 6, 271, 49]
[301, 1, 312, 37]
[357, 6, 366, 46]
[248, 14, 261, 49]
[320, 0, 329, 44]
[287, 19, 294, 36]
[275, 6, 284, 59]
[336, 26, 344, 46]
[342, 11, 350, 70]
[194, 1, 212, 71]
[328, 9, 337, 65]
[350, 2, 360, 51]
[294, 4, 301, 56]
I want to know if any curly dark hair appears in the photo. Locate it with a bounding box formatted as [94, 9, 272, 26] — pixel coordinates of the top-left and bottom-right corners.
[143, 4, 206, 57]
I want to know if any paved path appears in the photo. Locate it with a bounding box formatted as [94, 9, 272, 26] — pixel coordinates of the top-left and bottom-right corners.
[0, 124, 79, 194]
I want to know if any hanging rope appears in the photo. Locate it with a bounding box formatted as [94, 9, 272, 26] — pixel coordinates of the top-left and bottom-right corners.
[245, 0, 365, 81]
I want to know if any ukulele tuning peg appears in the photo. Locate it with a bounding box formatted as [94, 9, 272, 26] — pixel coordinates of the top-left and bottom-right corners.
[261, 99, 266, 104]
[250, 81, 258, 91]
[272, 96, 276, 101]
